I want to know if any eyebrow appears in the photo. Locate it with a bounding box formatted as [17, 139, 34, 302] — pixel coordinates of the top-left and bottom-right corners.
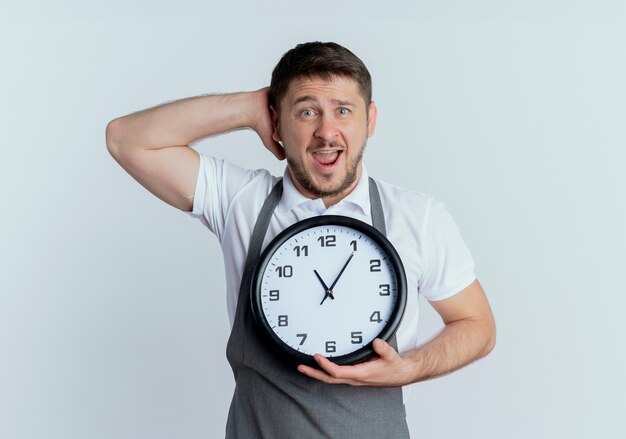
[292, 96, 355, 107]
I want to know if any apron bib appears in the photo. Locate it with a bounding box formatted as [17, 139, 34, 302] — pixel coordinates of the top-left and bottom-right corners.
[225, 178, 410, 438]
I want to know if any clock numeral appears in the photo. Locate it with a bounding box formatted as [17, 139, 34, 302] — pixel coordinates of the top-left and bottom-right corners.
[318, 235, 336, 247]
[379, 284, 390, 296]
[278, 315, 288, 327]
[350, 331, 363, 344]
[276, 265, 293, 278]
[369, 259, 381, 272]
[296, 333, 307, 346]
[350, 240, 358, 251]
[293, 245, 309, 257]
[369, 311, 382, 323]
[269, 289, 280, 301]
[325, 341, 336, 353]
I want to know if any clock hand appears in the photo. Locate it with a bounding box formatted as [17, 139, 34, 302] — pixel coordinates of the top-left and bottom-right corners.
[316, 253, 356, 305]
[313, 269, 330, 290]
[329, 252, 355, 291]
[314, 269, 335, 304]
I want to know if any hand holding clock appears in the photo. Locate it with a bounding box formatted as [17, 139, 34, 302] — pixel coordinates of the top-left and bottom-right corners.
[297, 280, 496, 387]
[297, 338, 412, 387]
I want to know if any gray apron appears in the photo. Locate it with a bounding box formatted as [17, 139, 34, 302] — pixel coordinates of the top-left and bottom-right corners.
[225, 178, 410, 439]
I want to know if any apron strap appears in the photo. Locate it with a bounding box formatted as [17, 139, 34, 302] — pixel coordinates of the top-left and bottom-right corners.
[240, 178, 283, 287]
[368, 176, 386, 235]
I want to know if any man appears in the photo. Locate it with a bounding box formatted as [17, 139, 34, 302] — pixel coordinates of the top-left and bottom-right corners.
[106, 42, 495, 438]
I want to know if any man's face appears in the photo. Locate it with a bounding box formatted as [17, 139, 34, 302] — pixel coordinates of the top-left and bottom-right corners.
[272, 75, 377, 206]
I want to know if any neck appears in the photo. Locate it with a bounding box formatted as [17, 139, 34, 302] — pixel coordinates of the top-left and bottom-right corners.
[288, 165, 363, 209]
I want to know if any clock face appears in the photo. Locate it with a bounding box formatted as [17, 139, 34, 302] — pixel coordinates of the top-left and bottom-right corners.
[251, 215, 407, 366]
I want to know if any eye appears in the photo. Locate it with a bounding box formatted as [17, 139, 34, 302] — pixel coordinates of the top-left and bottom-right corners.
[300, 109, 315, 117]
[338, 107, 351, 115]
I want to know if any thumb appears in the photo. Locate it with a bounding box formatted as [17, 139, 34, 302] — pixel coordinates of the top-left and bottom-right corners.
[372, 338, 397, 360]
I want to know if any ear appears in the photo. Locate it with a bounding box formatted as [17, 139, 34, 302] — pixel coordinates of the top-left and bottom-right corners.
[367, 101, 377, 137]
[270, 105, 281, 142]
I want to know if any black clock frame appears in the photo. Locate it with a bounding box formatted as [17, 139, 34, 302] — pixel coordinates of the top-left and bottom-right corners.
[250, 215, 407, 367]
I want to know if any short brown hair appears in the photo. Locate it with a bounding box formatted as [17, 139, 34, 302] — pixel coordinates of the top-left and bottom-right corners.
[269, 42, 372, 111]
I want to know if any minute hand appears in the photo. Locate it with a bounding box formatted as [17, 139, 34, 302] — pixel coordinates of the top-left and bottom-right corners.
[329, 252, 355, 291]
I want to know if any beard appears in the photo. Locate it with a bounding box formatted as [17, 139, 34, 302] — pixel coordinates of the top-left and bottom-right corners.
[286, 140, 366, 199]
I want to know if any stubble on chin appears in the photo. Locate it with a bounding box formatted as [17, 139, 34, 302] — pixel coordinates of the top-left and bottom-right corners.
[286, 142, 366, 199]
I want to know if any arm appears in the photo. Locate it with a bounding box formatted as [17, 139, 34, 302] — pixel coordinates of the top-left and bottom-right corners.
[297, 279, 496, 386]
[105, 88, 284, 212]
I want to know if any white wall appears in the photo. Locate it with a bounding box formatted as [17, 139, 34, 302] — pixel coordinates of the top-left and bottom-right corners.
[2, 1, 624, 438]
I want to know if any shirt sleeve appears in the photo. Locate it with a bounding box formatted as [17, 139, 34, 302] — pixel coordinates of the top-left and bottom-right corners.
[187, 153, 259, 241]
[417, 198, 476, 301]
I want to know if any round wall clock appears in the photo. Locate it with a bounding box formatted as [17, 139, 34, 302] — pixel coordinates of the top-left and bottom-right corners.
[250, 215, 407, 366]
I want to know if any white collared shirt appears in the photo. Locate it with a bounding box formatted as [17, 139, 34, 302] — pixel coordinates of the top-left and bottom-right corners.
[189, 153, 476, 391]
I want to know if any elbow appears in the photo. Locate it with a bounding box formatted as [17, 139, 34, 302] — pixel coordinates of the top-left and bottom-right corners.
[483, 318, 497, 356]
[484, 334, 496, 357]
[105, 117, 126, 159]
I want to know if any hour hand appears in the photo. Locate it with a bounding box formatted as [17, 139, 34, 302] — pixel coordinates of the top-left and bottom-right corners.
[314, 270, 334, 303]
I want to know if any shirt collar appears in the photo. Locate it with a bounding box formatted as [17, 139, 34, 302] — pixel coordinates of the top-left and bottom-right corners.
[276, 164, 371, 216]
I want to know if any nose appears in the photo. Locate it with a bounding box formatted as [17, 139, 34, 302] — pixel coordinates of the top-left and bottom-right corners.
[314, 113, 339, 143]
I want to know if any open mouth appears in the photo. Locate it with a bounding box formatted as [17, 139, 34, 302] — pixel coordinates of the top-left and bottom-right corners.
[312, 150, 342, 167]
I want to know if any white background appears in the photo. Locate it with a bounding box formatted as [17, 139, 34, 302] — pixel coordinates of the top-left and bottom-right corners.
[1, 1, 625, 438]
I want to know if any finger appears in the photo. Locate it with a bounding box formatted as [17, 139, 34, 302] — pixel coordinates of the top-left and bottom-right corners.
[308, 355, 355, 382]
[313, 355, 369, 384]
[372, 338, 399, 360]
[314, 354, 342, 375]
[297, 363, 351, 385]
